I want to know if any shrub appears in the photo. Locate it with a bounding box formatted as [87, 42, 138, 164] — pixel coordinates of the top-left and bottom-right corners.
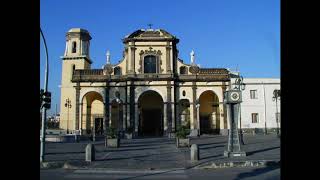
[127, 126, 134, 133]
[176, 125, 189, 139]
[107, 127, 118, 138]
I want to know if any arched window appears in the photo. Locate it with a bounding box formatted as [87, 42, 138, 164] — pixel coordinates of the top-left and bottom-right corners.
[180, 66, 187, 74]
[114, 66, 121, 75]
[144, 55, 157, 73]
[72, 41, 77, 53]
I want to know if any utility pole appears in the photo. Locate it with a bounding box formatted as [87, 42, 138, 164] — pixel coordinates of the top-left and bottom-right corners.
[273, 89, 281, 137]
[40, 27, 49, 162]
[263, 82, 268, 135]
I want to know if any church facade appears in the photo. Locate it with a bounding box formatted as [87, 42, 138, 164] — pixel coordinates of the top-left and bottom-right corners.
[59, 28, 238, 137]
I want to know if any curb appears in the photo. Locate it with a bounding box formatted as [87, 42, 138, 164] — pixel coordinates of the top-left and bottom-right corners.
[40, 161, 91, 170]
[40, 162, 65, 169]
[41, 160, 280, 170]
[193, 160, 280, 169]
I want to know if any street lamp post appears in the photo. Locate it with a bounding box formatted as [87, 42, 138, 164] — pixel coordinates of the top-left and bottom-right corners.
[115, 92, 122, 138]
[272, 90, 281, 137]
[40, 27, 49, 163]
[234, 75, 246, 145]
[65, 98, 72, 134]
[195, 100, 200, 136]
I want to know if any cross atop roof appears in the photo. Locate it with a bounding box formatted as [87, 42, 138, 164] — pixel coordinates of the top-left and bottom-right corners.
[147, 23, 153, 29]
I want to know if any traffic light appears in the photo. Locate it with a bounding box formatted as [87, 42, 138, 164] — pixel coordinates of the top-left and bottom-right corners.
[43, 91, 51, 109]
[40, 89, 44, 108]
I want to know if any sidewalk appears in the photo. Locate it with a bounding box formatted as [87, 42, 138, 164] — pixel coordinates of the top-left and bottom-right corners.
[41, 134, 280, 170]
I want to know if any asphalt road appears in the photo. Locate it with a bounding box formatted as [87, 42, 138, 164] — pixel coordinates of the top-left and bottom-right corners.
[40, 165, 280, 180]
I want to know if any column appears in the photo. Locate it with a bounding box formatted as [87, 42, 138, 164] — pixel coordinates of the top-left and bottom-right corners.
[173, 83, 178, 132]
[219, 103, 225, 132]
[130, 83, 135, 132]
[163, 103, 168, 131]
[123, 104, 126, 130]
[128, 43, 135, 74]
[135, 103, 139, 133]
[128, 45, 132, 73]
[191, 83, 199, 136]
[196, 105, 200, 130]
[109, 104, 112, 127]
[171, 100, 175, 132]
[190, 103, 195, 130]
[75, 83, 80, 130]
[131, 46, 135, 73]
[166, 43, 171, 73]
[126, 83, 130, 129]
[86, 106, 91, 134]
[79, 103, 83, 135]
[166, 81, 172, 136]
[104, 85, 110, 136]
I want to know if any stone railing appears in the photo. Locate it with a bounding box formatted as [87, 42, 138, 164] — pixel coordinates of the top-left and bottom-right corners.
[199, 68, 229, 75]
[72, 69, 105, 82]
[73, 69, 104, 76]
[72, 69, 230, 82]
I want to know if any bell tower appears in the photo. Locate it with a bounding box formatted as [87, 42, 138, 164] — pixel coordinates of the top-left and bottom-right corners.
[61, 28, 92, 85]
[64, 28, 92, 57]
[60, 28, 92, 132]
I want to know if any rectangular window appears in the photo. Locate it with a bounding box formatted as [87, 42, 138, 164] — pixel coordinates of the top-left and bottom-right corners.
[252, 113, 259, 123]
[250, 90, 258, 99]
[276, 112, 280, 123]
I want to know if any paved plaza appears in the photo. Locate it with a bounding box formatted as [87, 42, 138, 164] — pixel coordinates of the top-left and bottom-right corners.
[42, 134, 280, 170]
[41, 165, 280, 180]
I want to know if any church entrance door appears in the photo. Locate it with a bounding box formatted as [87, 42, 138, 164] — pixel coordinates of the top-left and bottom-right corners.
[199, 90, 221, 135]
[138, 90, 164, 137]
[94, 118, 103, 135]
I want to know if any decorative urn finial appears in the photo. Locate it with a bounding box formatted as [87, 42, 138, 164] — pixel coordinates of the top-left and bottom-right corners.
[106, 50, 110, 64]
[190, 50, 195, 64]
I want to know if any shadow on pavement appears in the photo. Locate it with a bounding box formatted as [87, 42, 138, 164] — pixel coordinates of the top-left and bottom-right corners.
[46, 151, 85, 155]
[95, 150, 183, 161]
[234, 164, 280, 180]
[199, 145, 225, 150]
[117, 168, 184, 180]
[120, 142, 175, 148]
[96, 146, 160, 153]
[246, 146, 280, 156]
[196, 141, 226, 146]
[200, 154, 223, 160]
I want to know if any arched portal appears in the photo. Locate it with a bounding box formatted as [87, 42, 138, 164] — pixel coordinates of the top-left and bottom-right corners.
[81, 91, 104, 135]
[199, 90, 220, 134]
[177, 99, 191, 129]
[138, 90, 164, 136]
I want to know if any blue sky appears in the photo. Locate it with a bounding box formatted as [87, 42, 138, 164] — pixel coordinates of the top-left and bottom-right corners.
[40, 0, 280, 115]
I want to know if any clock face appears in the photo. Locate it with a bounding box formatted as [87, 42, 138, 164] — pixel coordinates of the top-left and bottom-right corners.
[230, 92, 240, 101]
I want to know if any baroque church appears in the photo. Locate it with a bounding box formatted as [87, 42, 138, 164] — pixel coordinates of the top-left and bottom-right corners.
[60, 28, 232, 138]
